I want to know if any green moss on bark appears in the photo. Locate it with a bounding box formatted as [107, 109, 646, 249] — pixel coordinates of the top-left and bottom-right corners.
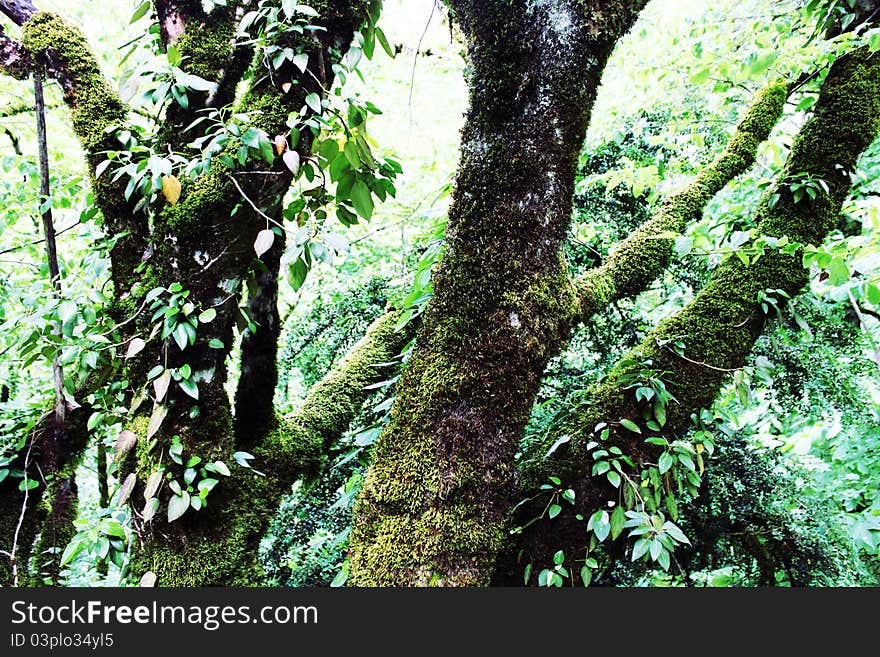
[22, 13, 127, 151]
[576, 82, 790, 319]
[348, 1, 648, 586]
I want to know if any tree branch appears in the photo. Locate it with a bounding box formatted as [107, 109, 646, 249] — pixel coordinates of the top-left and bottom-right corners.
[574, 81, 791, 322]
[0, 0, 36, 25]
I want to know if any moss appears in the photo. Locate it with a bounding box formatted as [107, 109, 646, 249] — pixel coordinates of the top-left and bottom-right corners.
[258, 311, 411, 482]
[174, 20, 235, 82]
[575, 81, 790, 320]
[22, 13, 126, 152]
[27, 469, 78, 586]
[160, 166, 236, 237]
[125, 310, 407, 585]
[130, 465, 271, 586]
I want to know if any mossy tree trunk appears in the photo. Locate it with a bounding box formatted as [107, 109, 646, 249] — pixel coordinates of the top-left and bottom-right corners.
[348, 0, 648, 586]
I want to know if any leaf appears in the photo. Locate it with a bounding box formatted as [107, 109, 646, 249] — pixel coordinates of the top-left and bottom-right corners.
[146, 404, 168, 442]
[178, 377, 199, 400]
[292, 53, 309, 72]
[375, 27, 395, 57]
[58, 300, 78, 323]
[209, 339, 225, 349]
[649, 538, 663, 562]
[161, 175, 182, 206]
[60, 539, 87, 566]
[114, 430, 138, 462]
[273, 135, 288, 155]
[125, 337, 146, 359]
[548, 503, 562, 519]
[658, 452, 674, 475]
[631, 537, 650, 561]
[283, 150, 301, 175]
[620, 418, 641, 434]
[172, 323, 189, 350]
[211, 460, 231, 476]
[117, 473, 137, 505]
[144, 470, 163, 501]
[131, 1, 151, 23]
[663, 521, 691, 546]
[141, 497, 159, 522]
[350, 181, 374, 220]
[544, 434, 571, 458]
[590, 510, 610, 542]
[198, 308, 217, 324]
[153, 370, 172, 402]
[139, 571, 157, 587]
[607, 471, 621, 488]
[167, 491, 191, 522]
[580, 566, 593, 587]
[254, 229, 276, 258]
[305, 92, 322, 114]
[610, 505, 626, 540]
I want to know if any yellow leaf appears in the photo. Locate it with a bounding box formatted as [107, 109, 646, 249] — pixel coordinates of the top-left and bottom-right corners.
[162, 175, 182, 206]
[274, 135, 288, 155]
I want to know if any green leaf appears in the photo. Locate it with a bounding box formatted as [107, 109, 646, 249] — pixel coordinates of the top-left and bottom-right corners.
[606, 471, 621, 488]
[610, 505, 626, 540]
[199, 308, 217, 324]
[209, 339, 225, 349]
[620, 418, 641, 434]
[350, 181, 374, 220]
[344, 141, 361, 168]
[60, 539, 87, 566]
[375, 27, 395, 57]
[178, 377, 199, 400]
[211, 460, 231, 476]
[827, 257, 850, 286]
[579, 566, 593, 587]
[305, 93, 322, 114]
[658, 452, 674, 475]
[167, 492, 191, 522]
[548, 504, 562, 519]
[663, 521, 691, 545]
[131, 1, 151, 23]
[19, 478, 38, 491]
[631, 537, 650, 561]
[649, 538, 663, 562]
[553, 550, 564, 566]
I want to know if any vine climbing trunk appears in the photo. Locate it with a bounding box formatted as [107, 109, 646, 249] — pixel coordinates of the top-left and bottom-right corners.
[348, 0, 647, 586]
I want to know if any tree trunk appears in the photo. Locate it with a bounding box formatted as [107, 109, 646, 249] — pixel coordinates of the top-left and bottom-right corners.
[348, 0, 647, 586]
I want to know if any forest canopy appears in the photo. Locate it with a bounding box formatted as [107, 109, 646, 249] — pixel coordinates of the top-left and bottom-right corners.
[0, 0, 879, 588]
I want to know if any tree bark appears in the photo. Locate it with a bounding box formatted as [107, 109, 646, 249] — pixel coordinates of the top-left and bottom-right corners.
[348, 0, 647, 586]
